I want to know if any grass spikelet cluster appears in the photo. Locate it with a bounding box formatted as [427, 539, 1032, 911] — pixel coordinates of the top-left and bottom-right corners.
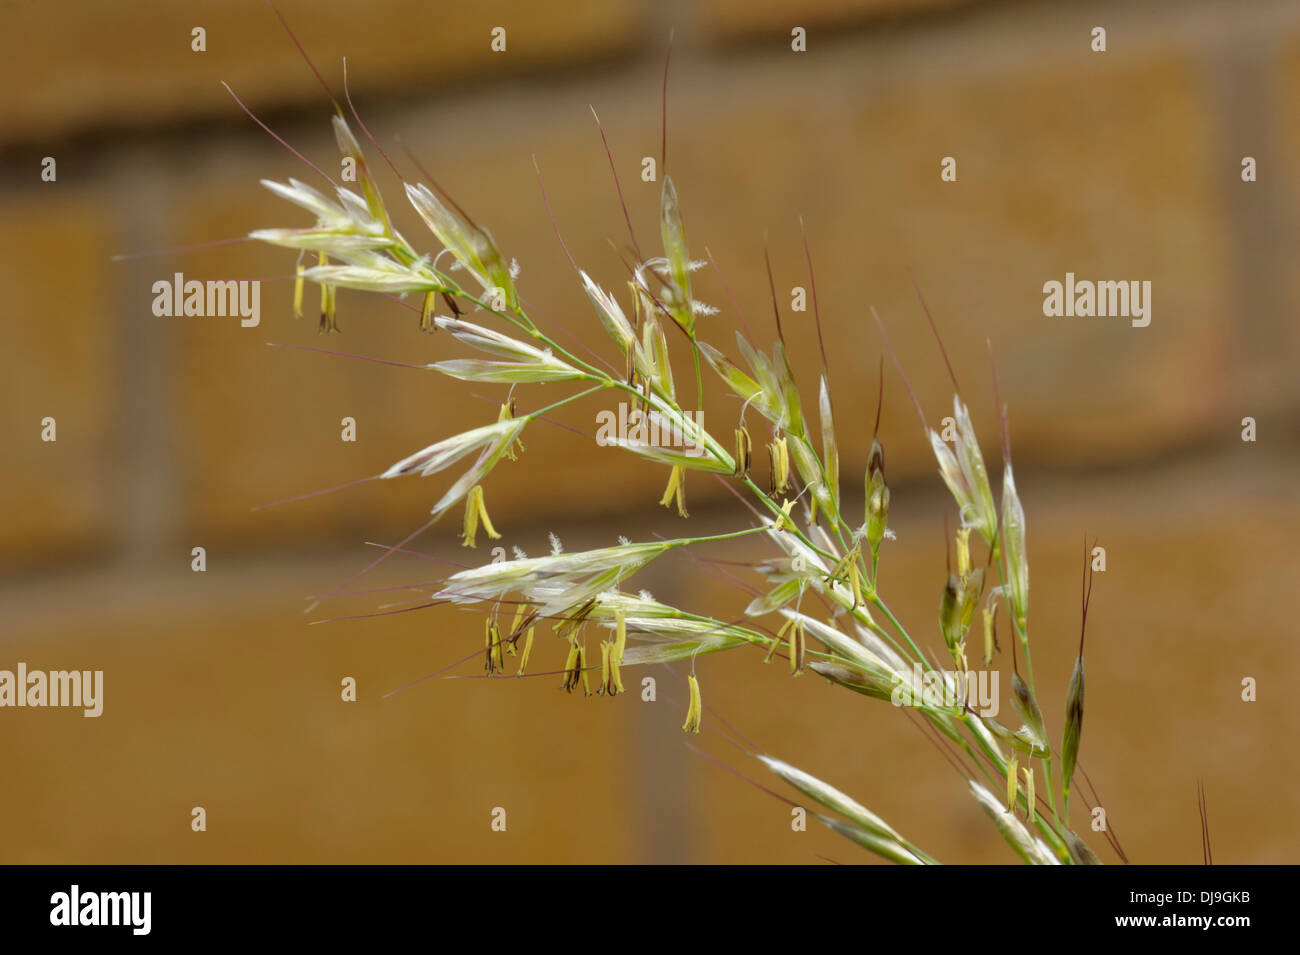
[232, 21, 1126, 864]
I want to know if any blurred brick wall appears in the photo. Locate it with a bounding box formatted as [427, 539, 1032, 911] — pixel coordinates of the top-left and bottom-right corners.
[1, 0, 1297, 863]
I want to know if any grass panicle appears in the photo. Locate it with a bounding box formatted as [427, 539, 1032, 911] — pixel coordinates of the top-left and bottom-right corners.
[229, 15, 1125, 864]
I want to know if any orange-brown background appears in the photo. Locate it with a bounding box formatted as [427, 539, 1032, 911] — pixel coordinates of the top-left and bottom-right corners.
[1, 0, 1297, 863]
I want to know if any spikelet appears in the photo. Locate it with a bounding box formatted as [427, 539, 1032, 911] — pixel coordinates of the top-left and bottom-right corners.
[864, 437, 890, 561]
[1063, 538, 1096, 814]
[1010, 671, 1049, 752]
[1062, 656, 1085, 814]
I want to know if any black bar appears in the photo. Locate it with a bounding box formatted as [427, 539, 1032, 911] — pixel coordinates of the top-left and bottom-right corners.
[0, 863, 1282, 941]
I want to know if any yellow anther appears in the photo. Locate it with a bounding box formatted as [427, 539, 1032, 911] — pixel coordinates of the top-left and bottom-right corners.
[497, 402, 524, 460]
[787, 618, 805, 675]
[560, 640, 581, 693]
[461, 485, 501, 548]
[318, 251, 338, 333]
[293, 262, 304, 319]
[734, 427, 752, 478]
[1006, 754, 1020, 813]
[517, 626, 534, 676]
[682, 674, 702, 734]
[420, 290, 437, 333]
[982, 607, 996, 666]
[956, 527, 972, 579]
[614, 609, 627, 664]
[769, 434, 790, 496]
[578, 641, 591, 696]
[599, 641, 612, 695]
[484, 619, 503, 675]
[659, 465, 688, 518]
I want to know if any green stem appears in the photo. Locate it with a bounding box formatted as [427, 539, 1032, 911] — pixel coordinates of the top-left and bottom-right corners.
[690, 338, 704, 415]
[1043, 755, 1064, 844]
[867, 592, 936, 676]
[523, 382, 606, 421]
[674, 524, 772, 547]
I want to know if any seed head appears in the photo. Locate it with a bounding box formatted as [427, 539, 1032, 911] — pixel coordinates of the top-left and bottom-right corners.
[817, 376, 840, 522]
[657, 176, 695, 334]
[929, 396, 997, 545]
[405, 181, 518, 310]
[864, 437, 890, 559]
[1061, 656, 1084, 810]
[758, 754, 910, 850]
[1010, 671, 1049, 752]
[580, 270, 635, 353]
[1001, 465, 1029, 633]
[1063, 535, 1096, 814]
[970, 781, 1058, 865]
[1065, 828, 1102, 865]
[939, 573, 962, 651]
[807, 660, 895, 702]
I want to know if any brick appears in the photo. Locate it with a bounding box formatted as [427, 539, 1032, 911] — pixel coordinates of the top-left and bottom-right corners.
[1256, 34, 1300, 419]
[0, 0, 642, 145]
[164, 100, 723, 547]
[681, 454, 1298, 863]
[652, 39, 1238, 484]
[0, 551, 641, 863]
[1, 455, 1293, 862]
[161, 13, 1272, 547]
[166, 155, 664, 549]
[0, 192, 117, 567]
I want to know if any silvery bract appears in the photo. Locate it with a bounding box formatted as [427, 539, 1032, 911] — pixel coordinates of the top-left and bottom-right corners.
[929, 396, 997, 545]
